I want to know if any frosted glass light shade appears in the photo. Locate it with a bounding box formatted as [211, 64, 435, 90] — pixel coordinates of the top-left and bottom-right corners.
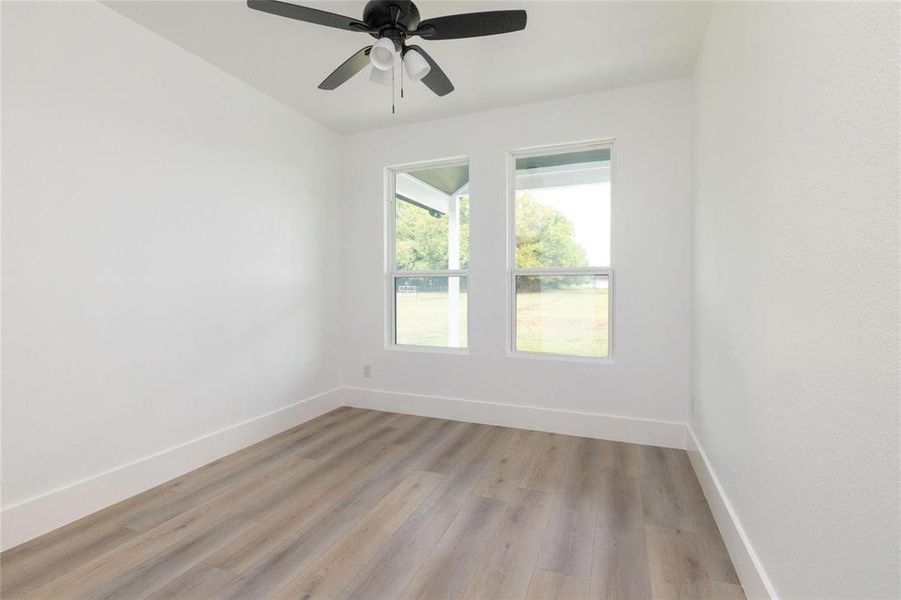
[370, 65, 392, 86]
[370, 38, 396, 71]
[403, 48, 430, 81]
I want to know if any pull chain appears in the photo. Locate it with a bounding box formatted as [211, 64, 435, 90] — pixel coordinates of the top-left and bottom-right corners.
[391, 63, 395, 114]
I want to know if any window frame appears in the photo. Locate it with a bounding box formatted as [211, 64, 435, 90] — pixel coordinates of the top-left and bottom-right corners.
[385, 156, 471, 354]
[506, 139, 616, 363]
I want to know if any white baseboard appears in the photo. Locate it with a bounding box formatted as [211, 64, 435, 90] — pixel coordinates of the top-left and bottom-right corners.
[686, 426, 777, 599]
[343, 387, 687, 449]
[0, 387, 344, 551]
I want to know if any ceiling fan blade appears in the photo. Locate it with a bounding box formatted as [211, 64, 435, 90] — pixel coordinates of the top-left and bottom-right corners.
[405, 45, 454, 97]
[319, 46, 373, 90]
[247, 0, 371, 32]
[414, 10, 527, 40]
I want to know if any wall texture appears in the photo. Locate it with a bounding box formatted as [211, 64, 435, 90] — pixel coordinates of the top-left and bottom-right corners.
[340, 78, 693, 424]
[692, 3, 900, 598]
[1, 0, 342, 530]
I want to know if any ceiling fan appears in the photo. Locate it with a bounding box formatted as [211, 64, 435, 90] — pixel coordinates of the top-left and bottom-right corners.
[246, 0, 527, 97]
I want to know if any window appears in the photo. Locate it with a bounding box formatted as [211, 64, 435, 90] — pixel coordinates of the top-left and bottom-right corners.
[388, 159, 469, 349]
[510, 143, 613, 358]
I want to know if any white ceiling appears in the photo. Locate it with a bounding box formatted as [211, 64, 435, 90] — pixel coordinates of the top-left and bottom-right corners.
[106, 0, 711, 133]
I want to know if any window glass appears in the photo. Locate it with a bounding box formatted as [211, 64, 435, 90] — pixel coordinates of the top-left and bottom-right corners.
[515, 275, 609, 357]
[395, 165, 469, 271]
[512, 145, 612, 358]
[514, 148, 610, 269]
[390, 160, 469, 349]
[395, 276, 468, 348]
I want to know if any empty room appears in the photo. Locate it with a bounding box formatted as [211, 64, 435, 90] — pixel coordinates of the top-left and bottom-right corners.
[1, 1, 898, 599]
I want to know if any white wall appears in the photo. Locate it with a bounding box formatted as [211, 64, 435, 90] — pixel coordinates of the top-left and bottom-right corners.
[340, 79, 692, 424]
[692, 3, 900, 599]
[1, 0, 342, 541]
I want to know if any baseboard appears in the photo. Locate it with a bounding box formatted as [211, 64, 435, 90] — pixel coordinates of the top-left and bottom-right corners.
[686, 426, 778, 599]
[343, 387, 687, 449]
[0, 387, 345, 551]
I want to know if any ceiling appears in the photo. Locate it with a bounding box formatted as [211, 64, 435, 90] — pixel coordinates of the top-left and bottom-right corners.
[106, 1, 711, 134]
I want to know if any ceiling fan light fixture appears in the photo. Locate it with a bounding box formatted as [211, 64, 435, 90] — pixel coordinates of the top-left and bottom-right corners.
[370, 37, 396, 70]
[369, 64, 392, 86]
[402, 48, 431, 81]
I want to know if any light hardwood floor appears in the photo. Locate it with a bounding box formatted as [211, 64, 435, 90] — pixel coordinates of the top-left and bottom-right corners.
[1, 407, 744, 599]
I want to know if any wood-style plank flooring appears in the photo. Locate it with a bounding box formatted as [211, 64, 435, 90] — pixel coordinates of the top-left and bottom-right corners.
[1, 407, 744, 599]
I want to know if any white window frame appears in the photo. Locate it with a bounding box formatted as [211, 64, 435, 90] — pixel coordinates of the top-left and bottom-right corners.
[385, 156, 470, 354]
[506, 139, 616, 363]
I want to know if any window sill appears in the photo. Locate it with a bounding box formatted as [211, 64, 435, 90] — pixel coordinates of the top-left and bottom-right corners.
[506, 350, 614, 365]
[387, 344, 470, 356]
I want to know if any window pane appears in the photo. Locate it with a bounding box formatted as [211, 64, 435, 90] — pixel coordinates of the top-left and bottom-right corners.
[514, 148, 610, 269]
[515, 275, 609, 357]
[394, 163, 470, 271]
[395, 276, 468, 348]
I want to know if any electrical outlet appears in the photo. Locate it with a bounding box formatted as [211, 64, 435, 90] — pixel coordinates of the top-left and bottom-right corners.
[363, 364, 372, 378]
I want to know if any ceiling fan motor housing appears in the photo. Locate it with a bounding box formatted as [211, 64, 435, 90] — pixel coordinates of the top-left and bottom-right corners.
[363, 1, 421, 49]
